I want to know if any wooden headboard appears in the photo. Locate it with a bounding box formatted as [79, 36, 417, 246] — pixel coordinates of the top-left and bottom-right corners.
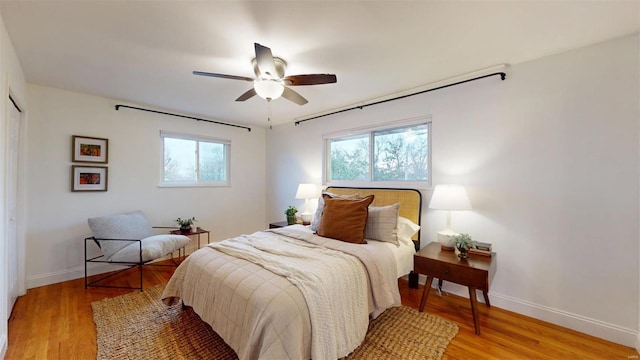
[325, 186, 422, 250]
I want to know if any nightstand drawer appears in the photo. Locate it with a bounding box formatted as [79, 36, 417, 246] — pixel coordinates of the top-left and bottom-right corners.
[414, 253, 489, 290]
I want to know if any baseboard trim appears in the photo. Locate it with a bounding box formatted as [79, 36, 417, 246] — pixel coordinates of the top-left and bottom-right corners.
[26, 253, 180, 289]
[490, 291, 637, 348]
[26, 263, 126, 289]
[431, 280, 637, 348]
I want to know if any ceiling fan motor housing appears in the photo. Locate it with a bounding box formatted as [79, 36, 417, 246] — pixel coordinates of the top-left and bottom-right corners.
[252, 57, 287, 79]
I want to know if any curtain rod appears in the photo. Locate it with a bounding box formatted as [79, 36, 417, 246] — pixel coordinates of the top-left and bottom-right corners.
[114, 104, 252, 132]
[294, 72, 506, 126]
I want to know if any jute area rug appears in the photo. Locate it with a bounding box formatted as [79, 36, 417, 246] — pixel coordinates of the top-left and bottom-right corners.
[92, 284, 458, 360]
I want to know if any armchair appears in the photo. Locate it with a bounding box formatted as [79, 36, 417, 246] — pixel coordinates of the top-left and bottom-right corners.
[84, 210, 190, 291]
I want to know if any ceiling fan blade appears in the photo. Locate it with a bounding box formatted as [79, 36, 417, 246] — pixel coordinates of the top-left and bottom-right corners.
[193, 71, 254, 82]
[235, 88, 257, 102]
[284, 74, 337, 86]
[254, 43, 278, 79]
[282, 87, 308, 105]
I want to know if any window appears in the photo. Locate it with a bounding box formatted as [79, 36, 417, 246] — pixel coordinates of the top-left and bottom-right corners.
[324, 119, 430, 185]
[160, 131, 230, 187]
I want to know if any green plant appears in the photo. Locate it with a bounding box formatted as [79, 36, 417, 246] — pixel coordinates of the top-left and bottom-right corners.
[176, 217, 197, 227]
[452, 233, 473, 251]
[284, 206, 298, 217]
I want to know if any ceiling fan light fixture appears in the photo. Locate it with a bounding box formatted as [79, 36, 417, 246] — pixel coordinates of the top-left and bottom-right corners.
[254, 78, 284, 101]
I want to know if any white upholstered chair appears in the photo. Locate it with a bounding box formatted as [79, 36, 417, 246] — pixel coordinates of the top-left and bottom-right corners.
[84, 210, 190, 291]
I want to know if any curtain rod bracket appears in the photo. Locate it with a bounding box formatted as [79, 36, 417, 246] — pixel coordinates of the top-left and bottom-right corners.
[114, 105, 252, 132]
[295, 72, 506, 126]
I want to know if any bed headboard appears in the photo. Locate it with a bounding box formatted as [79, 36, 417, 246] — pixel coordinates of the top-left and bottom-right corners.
[325, 186, 422, 250]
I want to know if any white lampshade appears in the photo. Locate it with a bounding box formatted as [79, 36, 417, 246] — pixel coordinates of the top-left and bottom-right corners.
[254, 78, 284, 101]
[428, 184, 472, 211]
[429, 184, 471, 250]
[295, 184, 320, 200]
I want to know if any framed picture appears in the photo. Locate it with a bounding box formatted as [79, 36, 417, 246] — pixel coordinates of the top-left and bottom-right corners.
[72, 135, 108, 163]
[72, 166, 108, 192]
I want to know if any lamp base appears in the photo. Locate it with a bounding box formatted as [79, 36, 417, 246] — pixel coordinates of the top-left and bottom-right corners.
[300, 213, 312, 225]
[437, 231, 458, 251]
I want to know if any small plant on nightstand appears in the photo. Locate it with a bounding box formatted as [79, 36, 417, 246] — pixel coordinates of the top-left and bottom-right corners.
[284, 206, 298, 225]
[452, 233, 473, 259]
[176, 217, 197, 234]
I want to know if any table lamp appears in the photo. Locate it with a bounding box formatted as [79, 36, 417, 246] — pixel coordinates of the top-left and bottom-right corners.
[295, 184, 320, 225]
[428, 184, 472, 250]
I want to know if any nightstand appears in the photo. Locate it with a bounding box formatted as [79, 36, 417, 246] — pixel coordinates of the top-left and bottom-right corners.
[414, 242, 496, 334]
[170, 228, 210, 252]
[269, 221, 290, 229]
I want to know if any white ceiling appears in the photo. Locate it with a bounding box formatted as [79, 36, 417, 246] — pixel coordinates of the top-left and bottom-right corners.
[1, 1, 638, 128]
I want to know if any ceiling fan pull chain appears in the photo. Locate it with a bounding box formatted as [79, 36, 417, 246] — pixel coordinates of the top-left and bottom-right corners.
[267, 100, 273, 130]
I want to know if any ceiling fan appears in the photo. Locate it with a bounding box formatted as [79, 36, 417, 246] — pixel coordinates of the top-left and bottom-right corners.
[193, 43, 337, 105]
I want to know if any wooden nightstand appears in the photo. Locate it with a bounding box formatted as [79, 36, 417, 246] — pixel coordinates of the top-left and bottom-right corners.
[268, 221, 290, 229]
[414, 242, 496, 334]
[170, 228, 210, 252]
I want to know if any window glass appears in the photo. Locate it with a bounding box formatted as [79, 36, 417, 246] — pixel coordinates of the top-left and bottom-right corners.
[161, 132, 230, 187]
[164, 138, 196, 182]
[329, 134, 369, 181]
[373, 124, 429, 181]
[199, 141, 226, 182]
[325, 120, 430, 185]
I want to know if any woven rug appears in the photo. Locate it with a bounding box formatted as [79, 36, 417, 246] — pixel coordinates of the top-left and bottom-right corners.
[92, 284, 458, 360]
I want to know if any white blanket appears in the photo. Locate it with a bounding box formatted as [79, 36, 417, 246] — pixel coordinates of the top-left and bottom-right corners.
[162, 226, 401, 360]
[269, 226, 401, 317]
[210, 233, 368, 359]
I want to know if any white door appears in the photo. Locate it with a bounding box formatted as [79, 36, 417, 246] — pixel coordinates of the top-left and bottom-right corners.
[7, 97, 21, 316]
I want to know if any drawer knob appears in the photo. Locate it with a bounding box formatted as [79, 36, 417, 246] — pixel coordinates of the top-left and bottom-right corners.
[444, 269, 450, 275]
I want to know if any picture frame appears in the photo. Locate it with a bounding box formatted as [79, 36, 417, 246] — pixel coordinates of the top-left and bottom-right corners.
[72, 165, 108, 192]
[72, 135, 108, 163]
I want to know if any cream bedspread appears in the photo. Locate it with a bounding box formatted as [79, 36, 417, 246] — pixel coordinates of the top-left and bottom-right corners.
[162, 225, 400, 360]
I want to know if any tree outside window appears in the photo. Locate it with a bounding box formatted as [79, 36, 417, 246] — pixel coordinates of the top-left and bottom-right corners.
[327, 122, 430, 184]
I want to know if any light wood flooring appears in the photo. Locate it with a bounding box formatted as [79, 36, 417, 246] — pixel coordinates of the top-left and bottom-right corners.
[6, 263, 637, 359]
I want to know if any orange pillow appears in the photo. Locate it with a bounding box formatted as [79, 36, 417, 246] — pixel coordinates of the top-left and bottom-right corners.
[317, 194, 375, 244]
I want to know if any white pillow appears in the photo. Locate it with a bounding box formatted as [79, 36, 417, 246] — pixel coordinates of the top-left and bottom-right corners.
[365, 203, 400, 245]
[397, 216, 420, 246]
[109, 234, 191, 263]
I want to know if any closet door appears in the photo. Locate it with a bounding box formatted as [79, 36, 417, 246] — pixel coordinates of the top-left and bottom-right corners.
[7, 97, 21, 316]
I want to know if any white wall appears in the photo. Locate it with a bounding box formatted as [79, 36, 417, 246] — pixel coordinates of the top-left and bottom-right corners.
[0, 11, 27, 359]
[24, 84, 266, 288]
[266, 34, 640, 346]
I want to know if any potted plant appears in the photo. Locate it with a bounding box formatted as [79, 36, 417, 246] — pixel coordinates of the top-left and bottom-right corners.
[284, 206, 297, 225]
[452, 233, 473, 259]
[176, 217, 197, 234]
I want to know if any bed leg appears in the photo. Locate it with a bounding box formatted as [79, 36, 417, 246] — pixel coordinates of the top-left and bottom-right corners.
[408, 271, 419, 289]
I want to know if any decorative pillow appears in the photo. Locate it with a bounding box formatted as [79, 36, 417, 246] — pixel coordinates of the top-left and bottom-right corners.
[310, 191, 360, 231]
[109, 234, 191, 263]
[397, 216, 421, 246]
[365, 203, 400, 245]
[88, 210, 155, 260]
[317, 195, 374, 244]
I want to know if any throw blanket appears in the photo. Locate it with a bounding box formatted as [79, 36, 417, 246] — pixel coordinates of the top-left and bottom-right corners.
[269, 226, 400, 317]
[210, 233, 368, 359]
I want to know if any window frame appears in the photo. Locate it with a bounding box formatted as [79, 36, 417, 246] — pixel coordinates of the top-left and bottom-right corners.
[159, 131, 231, 188]
[323, 116, 432, 189]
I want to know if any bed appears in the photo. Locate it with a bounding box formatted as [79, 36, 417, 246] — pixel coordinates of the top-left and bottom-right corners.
[162, 187, 422, 360]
